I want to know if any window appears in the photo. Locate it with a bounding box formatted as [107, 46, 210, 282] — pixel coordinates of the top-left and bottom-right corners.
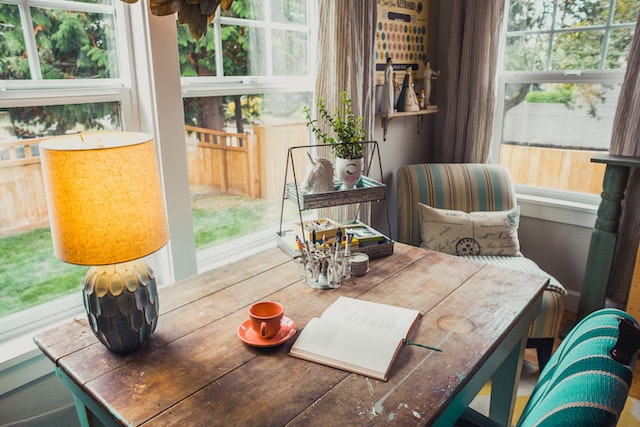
[0, 0, 135, 332]
[493, 0, 638, 198]
[176, 0, 314, 268]
[0, 0, 317, 350]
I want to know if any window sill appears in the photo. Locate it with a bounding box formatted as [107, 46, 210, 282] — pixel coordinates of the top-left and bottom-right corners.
[516, 191, 598, 228]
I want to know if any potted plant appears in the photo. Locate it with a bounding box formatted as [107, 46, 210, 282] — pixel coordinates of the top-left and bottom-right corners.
[304, 91, 367, 190]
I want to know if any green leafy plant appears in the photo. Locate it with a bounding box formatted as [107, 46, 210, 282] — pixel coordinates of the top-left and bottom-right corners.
[303, 91, 366, 159]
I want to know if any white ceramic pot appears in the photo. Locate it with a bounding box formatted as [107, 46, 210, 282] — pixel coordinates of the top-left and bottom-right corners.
[335, 157, 363, 190]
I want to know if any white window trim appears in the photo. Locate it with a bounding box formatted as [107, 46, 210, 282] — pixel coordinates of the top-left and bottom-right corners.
[181, 76, 315, 98]
[1, 0, 318, 385]
[0, 0, 146, 364]
[491, 0, 632, 214]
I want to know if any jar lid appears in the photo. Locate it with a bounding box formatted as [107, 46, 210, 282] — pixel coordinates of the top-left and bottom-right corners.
[350, 252, 369, 265]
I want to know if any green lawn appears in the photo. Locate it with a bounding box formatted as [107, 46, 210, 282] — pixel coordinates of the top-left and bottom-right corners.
[0, 194, 295, 317]
[0, 227, 87, 316]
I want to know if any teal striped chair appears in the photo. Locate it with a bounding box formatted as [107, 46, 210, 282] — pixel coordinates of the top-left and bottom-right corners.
[397, 163, 566, 369]
[516, 308, 639, 426]
[459, 308, 639, 427]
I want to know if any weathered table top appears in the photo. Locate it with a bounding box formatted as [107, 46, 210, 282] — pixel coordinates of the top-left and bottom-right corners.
[34, 243, 547, 426]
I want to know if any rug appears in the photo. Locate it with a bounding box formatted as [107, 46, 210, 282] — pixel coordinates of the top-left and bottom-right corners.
[469, 356, 640, 426]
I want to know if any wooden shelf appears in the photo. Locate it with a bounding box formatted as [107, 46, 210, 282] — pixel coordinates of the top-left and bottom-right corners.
[284, 176, 386, 210]
[277, 141, 394, 262]
[377, 106, 439, 141]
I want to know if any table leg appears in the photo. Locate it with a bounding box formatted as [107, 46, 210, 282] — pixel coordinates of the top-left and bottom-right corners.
[71, 394, 96, 427]
[436, 296, 540, 427]
[57, 367, 117, 427]
[489, 336, 527, 426]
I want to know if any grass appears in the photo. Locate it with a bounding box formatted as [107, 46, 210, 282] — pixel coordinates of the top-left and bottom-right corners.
[0, 193, 296, 318]
[191, 193, 294, 250]
[0, 228, 87, 316]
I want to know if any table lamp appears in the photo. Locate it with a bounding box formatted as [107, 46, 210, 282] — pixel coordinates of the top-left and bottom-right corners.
[40, 132, 169, 354]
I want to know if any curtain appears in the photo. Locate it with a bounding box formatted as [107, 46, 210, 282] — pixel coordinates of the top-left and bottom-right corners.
[315, 0, 377, 223]
[434, 0, 505, 163]
[607, 11, 640, 303]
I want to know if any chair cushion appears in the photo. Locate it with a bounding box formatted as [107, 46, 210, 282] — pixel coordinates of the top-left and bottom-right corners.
[516, 309, 638, 427]
[418, 204, 522, 256]
[397, 163, 517, 247]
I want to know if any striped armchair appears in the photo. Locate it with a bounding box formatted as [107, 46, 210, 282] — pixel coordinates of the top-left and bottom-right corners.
[517, 308, 639, 426]
[459, 308, 639, 427]
[397, 163, 566, 369]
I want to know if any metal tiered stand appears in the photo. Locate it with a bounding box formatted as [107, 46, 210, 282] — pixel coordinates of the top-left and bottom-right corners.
[275, 141, 393, 265]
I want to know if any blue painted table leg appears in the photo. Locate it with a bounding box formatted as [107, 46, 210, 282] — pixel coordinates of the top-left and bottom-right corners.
[490, 336, 527, 426]
[56, 367, 118, 427]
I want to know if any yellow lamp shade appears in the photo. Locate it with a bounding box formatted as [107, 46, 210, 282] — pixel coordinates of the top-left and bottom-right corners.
[40, 132, 169, 266]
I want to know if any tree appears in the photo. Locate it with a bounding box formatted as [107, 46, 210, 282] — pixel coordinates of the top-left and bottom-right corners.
[178, 1, 258, 132]
[0, 3, 120, 135]
[503, 0, 638, 116]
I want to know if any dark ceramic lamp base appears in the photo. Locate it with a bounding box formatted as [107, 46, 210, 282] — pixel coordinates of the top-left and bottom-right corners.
[82, 261, 159, 354]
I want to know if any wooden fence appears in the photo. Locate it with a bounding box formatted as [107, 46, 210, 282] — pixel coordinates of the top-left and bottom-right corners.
[0, 129, 265, 236]
[185, 125, 261, 198]
[0, 138, 49, 236]
[500, 143, 606, 195]
[0, 129, 604, 236]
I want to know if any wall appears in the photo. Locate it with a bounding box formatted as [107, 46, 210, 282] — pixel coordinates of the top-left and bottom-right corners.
[0, 369, 79, 426]
[371, 115, 434, 238]
[519, 213, 594, 314]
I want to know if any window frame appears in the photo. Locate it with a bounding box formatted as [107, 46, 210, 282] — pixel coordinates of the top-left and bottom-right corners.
[180, 0, 316, 98]
[0, 0, 140, 347]
[491, 0, 635, 206]
[177, 0, 317, 272]
[0, 0, 317, 363]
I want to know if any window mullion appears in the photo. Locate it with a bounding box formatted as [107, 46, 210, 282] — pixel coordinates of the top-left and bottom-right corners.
[600, 0, 617, 70]
[546, 1, 559, 70]
[28, 0, 112, 14]
[264, 0, 273, 76]
[213, 10, 224, 77]
[19, 2, 41, 80]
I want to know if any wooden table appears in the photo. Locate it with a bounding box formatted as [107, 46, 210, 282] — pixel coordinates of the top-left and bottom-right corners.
[34, 243, 547, 426]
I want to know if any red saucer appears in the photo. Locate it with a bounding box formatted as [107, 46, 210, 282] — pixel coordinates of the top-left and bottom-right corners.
[237, 316, 297, 347]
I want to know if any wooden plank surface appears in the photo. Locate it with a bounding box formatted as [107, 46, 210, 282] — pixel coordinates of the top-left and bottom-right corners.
[35, 243, 547, 426]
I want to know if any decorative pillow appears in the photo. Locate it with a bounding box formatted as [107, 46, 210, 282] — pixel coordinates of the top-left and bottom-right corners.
[418, 204, 522, 256]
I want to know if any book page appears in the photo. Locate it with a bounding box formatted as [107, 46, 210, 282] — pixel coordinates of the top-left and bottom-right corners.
[320, 296, 421, 339]
[289, 317, 404, 380]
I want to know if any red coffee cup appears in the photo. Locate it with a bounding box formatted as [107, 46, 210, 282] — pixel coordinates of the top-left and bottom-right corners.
[249, 301, 284, 339]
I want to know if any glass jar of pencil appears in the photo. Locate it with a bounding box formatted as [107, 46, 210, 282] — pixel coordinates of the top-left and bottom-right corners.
[296, 229, 353, 289]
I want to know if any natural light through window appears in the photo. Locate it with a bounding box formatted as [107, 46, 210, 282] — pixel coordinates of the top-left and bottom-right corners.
[177, 0, 314, 269]
[0, 0, 129, 322]
[494, 0, 638, 196]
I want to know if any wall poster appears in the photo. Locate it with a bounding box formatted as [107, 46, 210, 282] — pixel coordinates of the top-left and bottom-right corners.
[375, 0, 430, 85]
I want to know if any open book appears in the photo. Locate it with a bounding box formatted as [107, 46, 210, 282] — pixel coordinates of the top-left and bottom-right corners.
[289, 296, 422, 381]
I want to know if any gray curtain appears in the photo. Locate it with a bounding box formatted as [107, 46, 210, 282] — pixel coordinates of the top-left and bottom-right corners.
[434, 0, 505, 163]
[607, 11, 640, 303]
[315, 0, 376, 141]
[315, 0, 377, 223]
